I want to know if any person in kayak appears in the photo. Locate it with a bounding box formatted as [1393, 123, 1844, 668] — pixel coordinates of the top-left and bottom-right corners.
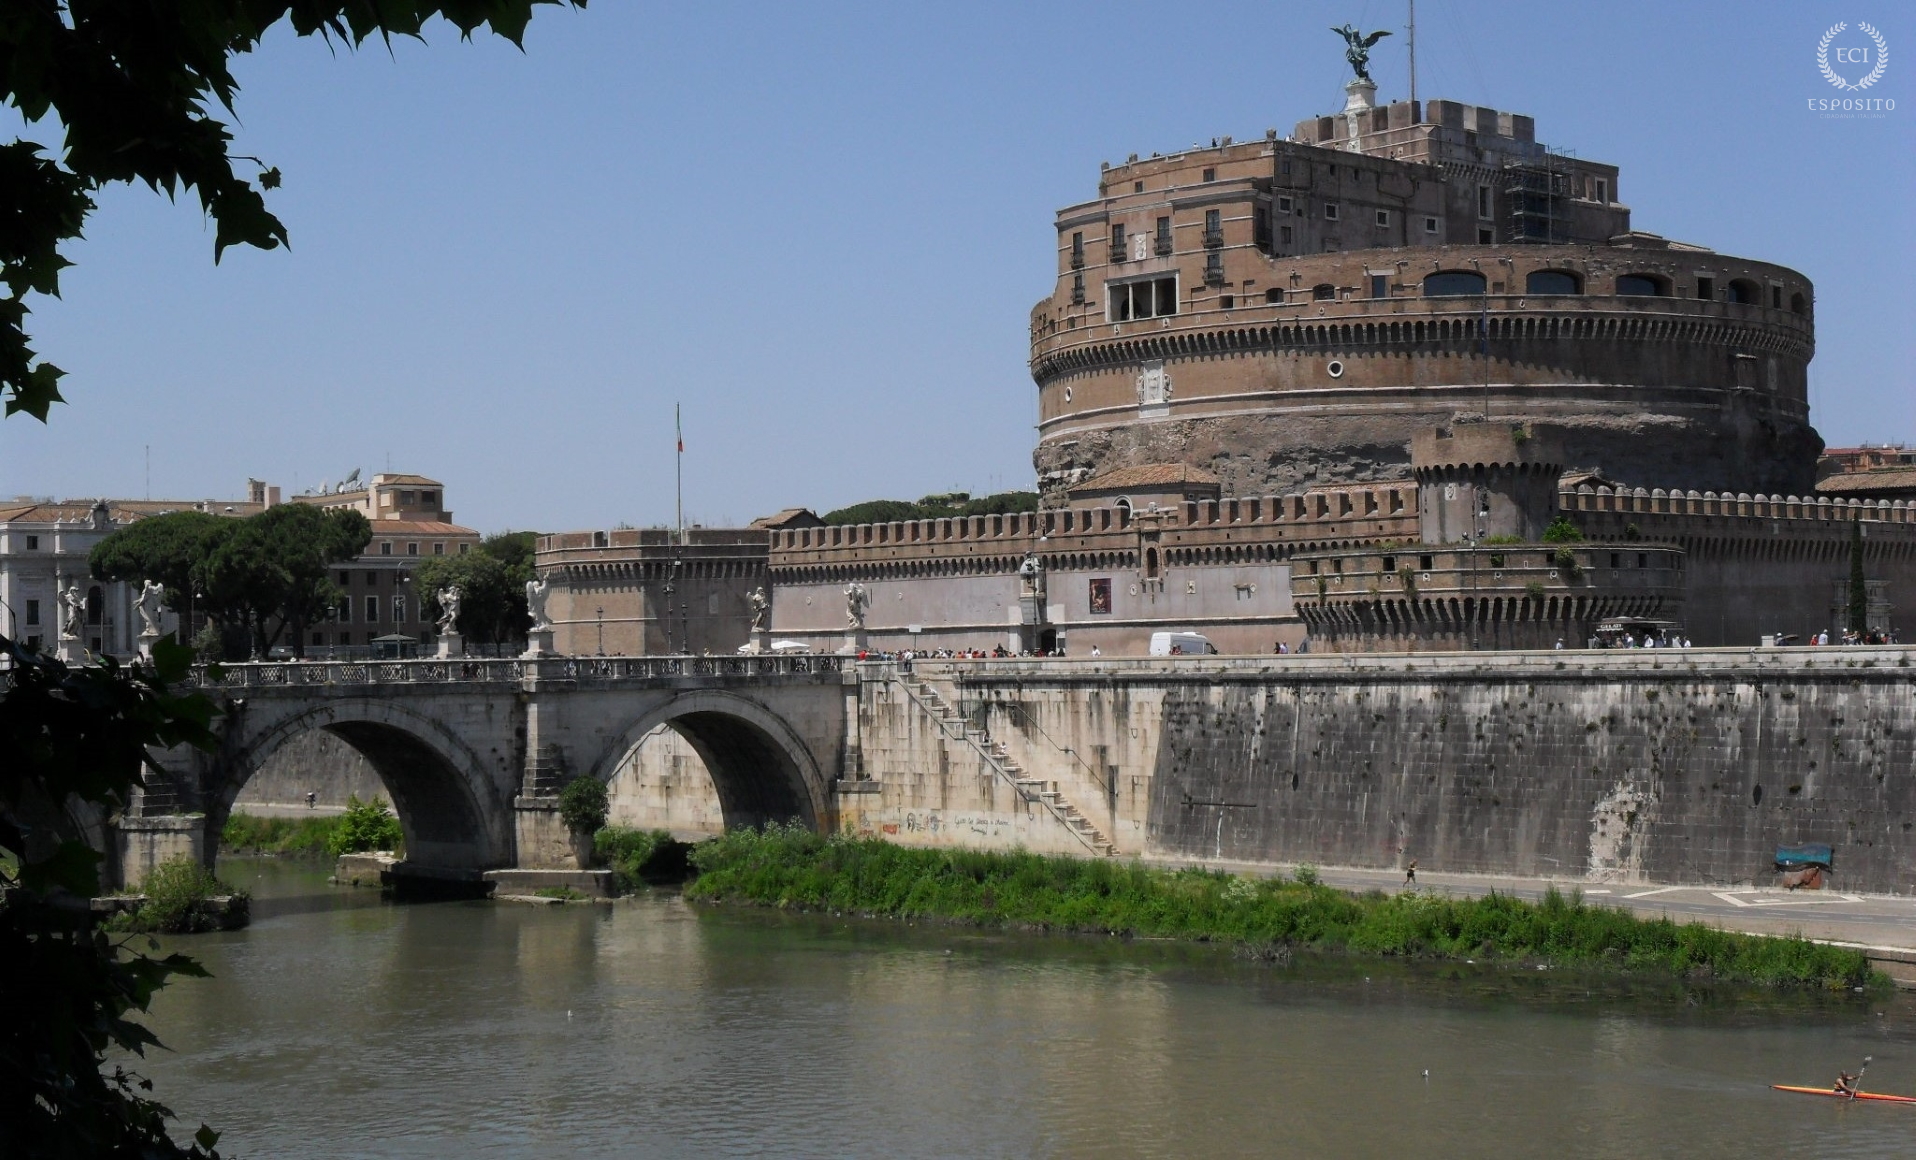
[1834, 1072, 1859, 1097]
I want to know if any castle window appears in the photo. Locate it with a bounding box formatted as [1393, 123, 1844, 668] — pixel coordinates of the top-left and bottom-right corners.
[459, 543, 472, 554]
[25, 599, 38, 625]
[1279, 196, 1294, 213]
[1616, 274, 1668, 297]
[1419, 555, 1433, 571]
[1770, 284, 1782, 309]
[1155, 216, 1173, 255]
[407, 542, 419, 556]
[1477, 185, 1492, 218]
[1134, 180, 1144, 193]
[1790, 291, 1807, 315]
[1312, 283, 1336, 300]
[1281, 225, 1293, 245]
[380, 541, 392, 556]
[1423, 270, 1487, 297]
[1203, 208, 1223, 247]
[366, 595, 380, 623]
[433, 542, 445, 555]
[1727, 279, 1759, 305]
[1108, 275, 1179, 321]
[1265, 288, 1283, 303]
[1525, 270, 1581, 295]
[1219, 294, 1235, 309]
[1424, 216, 1439, 234]
[1324, 202, 1339, 221]
[421, 490, 438, 505]
[1596, 178, 1609, 203]
[1203, 253, 1225, 286]
[1695, 276, 1715, 300]
[1071, 272, 1085, 305]
[1477, 228, 1493, 244]
[1253, 207, 1270, 251]
[1370, 274, 1389, 299]
[1202, 167, 1216, 183]
[23, 535, 37, 550]
[1380, 556, 1396, 573]
[1070, 231, 1084, 269]
[1375, 210, 1390, 227]
[1109, 223, 1127, 263]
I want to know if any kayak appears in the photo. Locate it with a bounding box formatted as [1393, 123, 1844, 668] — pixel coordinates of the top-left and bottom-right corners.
[1772, 1084, 1916, 1104]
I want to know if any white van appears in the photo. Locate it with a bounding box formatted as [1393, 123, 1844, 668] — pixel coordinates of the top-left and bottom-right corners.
[1149, 631, 1217, 656]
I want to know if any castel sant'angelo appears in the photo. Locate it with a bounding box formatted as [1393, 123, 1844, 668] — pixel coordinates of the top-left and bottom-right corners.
[540, 62, 1915, 658]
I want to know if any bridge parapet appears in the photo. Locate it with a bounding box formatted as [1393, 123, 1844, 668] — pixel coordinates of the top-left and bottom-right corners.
[187, 653, 850, 689]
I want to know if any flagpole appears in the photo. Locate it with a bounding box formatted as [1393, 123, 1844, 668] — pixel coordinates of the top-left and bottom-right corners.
[676, 403, 684, 546]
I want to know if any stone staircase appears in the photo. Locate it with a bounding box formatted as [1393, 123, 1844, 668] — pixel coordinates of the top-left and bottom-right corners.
[896, 675, 1118, 857]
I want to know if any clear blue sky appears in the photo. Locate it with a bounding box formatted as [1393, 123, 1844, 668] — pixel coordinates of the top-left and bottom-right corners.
[3, 1, 1909, 533]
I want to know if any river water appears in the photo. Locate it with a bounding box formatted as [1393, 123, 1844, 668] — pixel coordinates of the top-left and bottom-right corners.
[133, 859, 1915, 1159]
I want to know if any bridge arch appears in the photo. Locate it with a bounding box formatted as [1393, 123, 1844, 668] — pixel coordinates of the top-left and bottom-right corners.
[588, 690, 827, 831]
[215, 698, 507, 870]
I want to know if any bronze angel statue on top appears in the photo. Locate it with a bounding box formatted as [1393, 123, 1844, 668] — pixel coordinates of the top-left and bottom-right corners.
[1332, 24, 1391, 83]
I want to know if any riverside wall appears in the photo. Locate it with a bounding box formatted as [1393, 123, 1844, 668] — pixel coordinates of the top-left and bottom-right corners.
[857, 650, 1916, 893]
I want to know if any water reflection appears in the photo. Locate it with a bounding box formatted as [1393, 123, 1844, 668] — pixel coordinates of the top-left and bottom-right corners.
[128, 858, 1916, 1159]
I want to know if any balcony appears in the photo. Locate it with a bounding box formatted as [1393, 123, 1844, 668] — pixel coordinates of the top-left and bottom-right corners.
[1108, 246, 1128, 265]
[1202, 228, 1224, 249]
[1203, 259, 1226, 287]
[1070, 251, 1084, 270]
[1154, 235, 1174, 257]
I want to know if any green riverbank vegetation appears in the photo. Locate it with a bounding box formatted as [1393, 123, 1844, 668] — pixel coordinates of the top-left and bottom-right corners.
[107, 855, 247, 934]
[221, 795, 404, 858]
[594, 827, 694, 890]
[683, 828, 1878, 991]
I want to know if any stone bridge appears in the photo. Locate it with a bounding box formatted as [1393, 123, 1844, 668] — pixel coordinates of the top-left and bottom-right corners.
[116, 647, 1916, 897]
[119, 654, 856, 890]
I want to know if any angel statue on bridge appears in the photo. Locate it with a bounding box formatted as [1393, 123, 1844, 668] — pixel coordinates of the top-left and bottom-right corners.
[436, 585, 463, 636]
[1331, 23, 1391, 83]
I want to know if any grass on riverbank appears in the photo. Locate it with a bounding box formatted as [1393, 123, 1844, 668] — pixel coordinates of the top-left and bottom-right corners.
[595, 827, 694, 890]
[221, 811, 339, 857]
[106, 855, 248, 933]
[222, 796, 406, 858]
[685, 827, 1877, 990]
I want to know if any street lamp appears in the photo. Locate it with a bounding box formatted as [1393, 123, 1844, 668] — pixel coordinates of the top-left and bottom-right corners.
[596, 606, 605, 656]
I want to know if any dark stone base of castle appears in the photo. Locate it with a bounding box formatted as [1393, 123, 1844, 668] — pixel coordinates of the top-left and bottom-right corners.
[1036, 404, 1820, 503]
[1137, 663, 1913, 895]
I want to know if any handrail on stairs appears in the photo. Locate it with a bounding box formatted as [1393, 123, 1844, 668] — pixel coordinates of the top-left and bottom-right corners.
[887, 674, 1109, 857]
[980, 699, 1110, 798]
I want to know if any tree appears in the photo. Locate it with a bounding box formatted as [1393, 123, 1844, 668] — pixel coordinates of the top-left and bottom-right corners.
[0, 638, 225, 1157]
[88, 510, 230, 611]
[1847, 519, 1869, 637]
[2, 1, 586, 423]
[5, 7, 580, 1152]
[1540, 515, 1584, 544]
[92, 505, 370, 658]
[414, 551, 510, 642]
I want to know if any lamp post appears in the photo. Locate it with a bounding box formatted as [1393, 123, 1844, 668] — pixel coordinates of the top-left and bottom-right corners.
[596, 606, 605, 656]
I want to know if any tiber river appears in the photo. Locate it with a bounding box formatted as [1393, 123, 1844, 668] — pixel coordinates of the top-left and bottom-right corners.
[134, 858, 1915, 1159]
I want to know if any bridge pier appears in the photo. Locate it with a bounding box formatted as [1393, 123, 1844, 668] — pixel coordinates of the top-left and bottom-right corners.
[116, 815, 206, 890]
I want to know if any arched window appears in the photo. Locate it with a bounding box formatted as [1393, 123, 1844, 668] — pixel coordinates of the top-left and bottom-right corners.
[1144, 546, 1160, 579]
[1616, 274, 1667, 296]
[1423, 270, 1487, 297]
[1265, 287, 1283, 304]
[1525, 269, 1581, 295]
[1726, 279, 1759, 304]
[86, 585, 104, 626]
[1311, 283, 1336, 301]
[1790, 291, 1807, 315]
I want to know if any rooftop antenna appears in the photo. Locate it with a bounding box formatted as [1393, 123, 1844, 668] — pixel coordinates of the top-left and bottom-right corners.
[1408, 0, 1418, 110]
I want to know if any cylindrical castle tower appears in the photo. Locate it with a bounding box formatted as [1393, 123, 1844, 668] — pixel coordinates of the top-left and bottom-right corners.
[1030, 97, 1819, 502]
